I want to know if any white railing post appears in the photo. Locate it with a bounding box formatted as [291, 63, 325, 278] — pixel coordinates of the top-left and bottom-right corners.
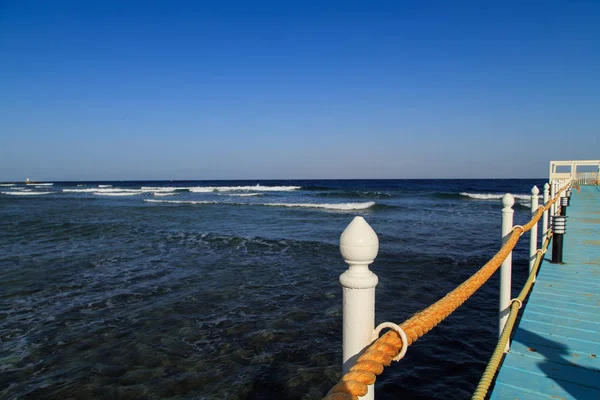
[529, 186, 539, 274]
[542, 183, 549, 246]
[499, 194, 514, 347]
[550, 181, 557, 218]
[339, 216, 379, 400]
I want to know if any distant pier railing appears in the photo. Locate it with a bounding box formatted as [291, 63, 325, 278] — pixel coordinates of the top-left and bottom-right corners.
[575, 172, 600, 186]
[320, 175, 574, 399]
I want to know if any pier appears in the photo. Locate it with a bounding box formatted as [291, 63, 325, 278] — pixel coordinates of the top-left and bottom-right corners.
[321, 160, 599, 400]
[489, 184, 600, 399]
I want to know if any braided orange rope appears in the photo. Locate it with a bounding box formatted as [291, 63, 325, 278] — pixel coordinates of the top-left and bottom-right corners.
[323, 186, 568, 400]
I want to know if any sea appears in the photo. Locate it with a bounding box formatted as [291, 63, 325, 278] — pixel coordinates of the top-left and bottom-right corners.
[0, 179, 547, 400]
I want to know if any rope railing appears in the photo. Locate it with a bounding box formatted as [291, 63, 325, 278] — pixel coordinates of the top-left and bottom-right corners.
[322, 184, 568, 400]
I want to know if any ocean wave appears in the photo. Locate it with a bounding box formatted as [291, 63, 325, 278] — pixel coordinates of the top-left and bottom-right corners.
[98, 185, 113, 188]
[64, 188, 142, 193]
[93, 192, 141, 196]
[226, 193, 262, 197]
[264, 202, 376, 210]
[33, 183, 54, 186]
[1, 191, 52, 196]
[189, 185, 300, 193]
[153, 192, 178, 196]
[144, 199, 376, 210]
[460, 192, 540, 201]
[0, 183, 15, 186]
[314, 190, 392, 199]
[140, 186, 183, 192]
[145, 199, 217, 205]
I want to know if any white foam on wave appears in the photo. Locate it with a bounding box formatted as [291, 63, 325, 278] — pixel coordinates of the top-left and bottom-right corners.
[144, 199, 375, 210]
[93, 192, 140, 196]
[140, 186, 180, 193]
[460, 192, 540, 201]
[64, 188, 142, 193]
[264, 201, 376, 210]
[0, 183, 14, 186]
[33, 183, 54, 186]
[141, 186, 178, 190]
[145, 199, 217, 205]
[98, 184, 113, 188]
[189, 185, 300, 193]
[153, 192, 177, 196]
[1, 191, 52, 196]
[226, 193, 262, 197]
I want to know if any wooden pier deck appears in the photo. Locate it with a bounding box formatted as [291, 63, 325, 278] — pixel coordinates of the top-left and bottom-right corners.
[490, 185, 600, 399]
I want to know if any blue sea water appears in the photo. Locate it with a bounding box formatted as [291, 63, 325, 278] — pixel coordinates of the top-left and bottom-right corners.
[0, 179, 546, 399]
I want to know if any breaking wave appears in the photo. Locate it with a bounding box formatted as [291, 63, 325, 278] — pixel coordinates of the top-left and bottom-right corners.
[145, 199, 217, 205]
[64, 188, 141, 193]
[189, 185, 300, 193]
[225, 193, 262, 197]
[460, 192, 540, 201]
[144, 199, 376, 211]
[93, 192, 140, 196]
[1, 191, 52, 196]
[263, 202, 376, 210]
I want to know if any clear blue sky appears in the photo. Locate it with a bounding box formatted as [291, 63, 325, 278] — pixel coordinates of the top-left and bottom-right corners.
[1, 1, 598, 181]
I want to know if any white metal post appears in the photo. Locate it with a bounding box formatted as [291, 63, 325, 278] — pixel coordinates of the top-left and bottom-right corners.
[550, 181, 557, 218]
[542, 183, 549, 246]
[499, 194, 514, 347]
[339, 216, 379, 400]
[529, 186, 539, 275]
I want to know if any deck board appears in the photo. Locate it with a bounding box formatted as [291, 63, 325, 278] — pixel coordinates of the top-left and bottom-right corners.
[490, 185, 600, 400]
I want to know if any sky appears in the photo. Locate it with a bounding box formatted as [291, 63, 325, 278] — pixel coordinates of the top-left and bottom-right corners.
[0, 0, 598, 181]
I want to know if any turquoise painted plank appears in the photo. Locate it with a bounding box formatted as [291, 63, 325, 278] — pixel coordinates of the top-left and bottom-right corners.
[509, 341, 599, 370]
[513, 326, 600, 355]
[532, 277, 596, 288]
[498, 352, 600, 388]
[518, 319, 600, 341]
[526, 292, 597, 308]
[523, 304, 598, 321]
[520, 312, 600, 331]
[490, 383, 560, 399]
[537, 272, 600, 282]
[534, 279, 600, 289]
[531, 276, 600, 288]
[530, 289, 597, 304]
[492, 371, 600, 400]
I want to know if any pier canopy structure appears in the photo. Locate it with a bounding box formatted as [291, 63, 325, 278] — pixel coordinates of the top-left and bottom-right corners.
[550, 159, 600, 185]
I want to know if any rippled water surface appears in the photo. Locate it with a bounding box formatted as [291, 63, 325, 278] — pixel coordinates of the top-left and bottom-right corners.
[0, 179, 545, 399]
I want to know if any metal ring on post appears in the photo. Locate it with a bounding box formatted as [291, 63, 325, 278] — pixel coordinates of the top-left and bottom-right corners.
[372, 322, 408, 362]
[512, 225, 524, 236]
[510, 298, 523, 309]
